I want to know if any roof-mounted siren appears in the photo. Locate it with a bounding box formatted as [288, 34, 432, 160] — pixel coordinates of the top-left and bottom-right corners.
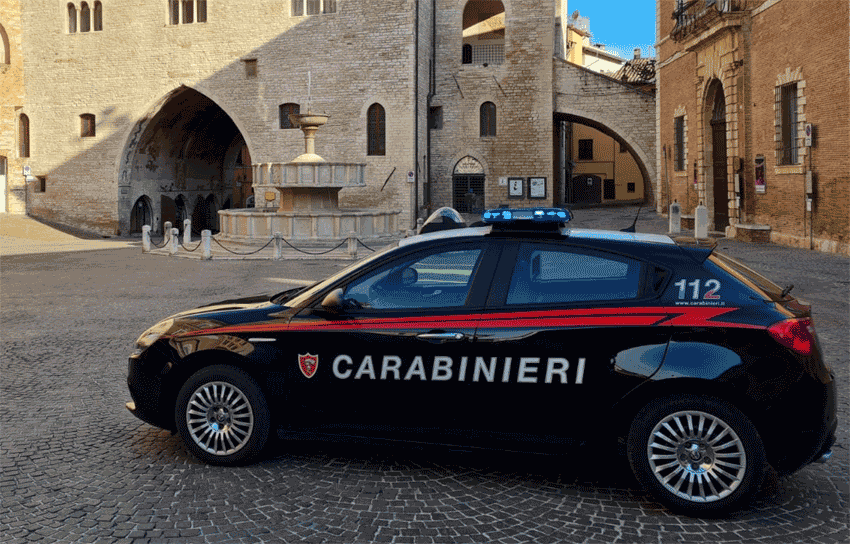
[419, 207, 468, 234]
[481, 207, 572, 231]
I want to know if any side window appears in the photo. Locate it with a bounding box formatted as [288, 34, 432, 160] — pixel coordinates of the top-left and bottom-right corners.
[342, 247, 483, 310]
[506, 244, 642, 305]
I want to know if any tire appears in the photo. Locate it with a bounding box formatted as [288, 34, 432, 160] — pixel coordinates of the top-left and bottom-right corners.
[627, 394, 766, 516]
[175, 365, 270, 465]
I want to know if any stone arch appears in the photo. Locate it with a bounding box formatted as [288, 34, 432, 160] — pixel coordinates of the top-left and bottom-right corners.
[553, 110, 655, 206]
[115, 84, 253, 235]
[0, 23, 10, 64]
[462, 0, 507, 66]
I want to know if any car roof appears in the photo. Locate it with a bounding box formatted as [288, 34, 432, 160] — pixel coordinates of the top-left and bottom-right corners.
[399, 225, 676, 248]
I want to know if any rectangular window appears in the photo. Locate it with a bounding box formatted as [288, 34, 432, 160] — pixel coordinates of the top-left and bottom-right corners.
[779, 83, 798, 165]
[674, 116, 685, 171]
[306, 0, 321, 15]
[197, 0, 207, 22]
[323, 0, 336, 13]
[429, 106, 443, 130]
[35, 176, 46, 193]
[244, 59, 258, 78]
[627, 182, 635, 193]
[292, 0, 303, 16]
[81, 115, 96, 137]
[169, 0, 179, 24]
[183, 0, 194, 24]
[578, 139, 593, 161]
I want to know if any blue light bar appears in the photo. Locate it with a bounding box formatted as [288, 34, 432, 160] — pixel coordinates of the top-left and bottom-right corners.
[482, 207, 572, 226]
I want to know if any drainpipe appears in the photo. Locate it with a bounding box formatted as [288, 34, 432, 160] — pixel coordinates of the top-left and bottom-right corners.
[426, 0, 436, 213]
[413, 0, 419, 229]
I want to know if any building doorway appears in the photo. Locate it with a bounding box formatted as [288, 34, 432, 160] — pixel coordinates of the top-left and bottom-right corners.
[130, 196, 152, 233]
[708, 82, 729, 230]
[452, 156, 485, 213]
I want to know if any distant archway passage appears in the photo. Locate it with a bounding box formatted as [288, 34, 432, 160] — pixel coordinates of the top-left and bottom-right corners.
[553, 112, 652, 207]
[119, 87, 248, 234]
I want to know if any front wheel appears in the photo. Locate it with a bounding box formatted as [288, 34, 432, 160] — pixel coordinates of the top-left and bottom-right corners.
[175, 365, 270, 465]
[627, 394, 766, 516]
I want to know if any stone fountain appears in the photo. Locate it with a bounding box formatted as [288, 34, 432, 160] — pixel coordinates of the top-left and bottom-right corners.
[217, 110, 401, 245]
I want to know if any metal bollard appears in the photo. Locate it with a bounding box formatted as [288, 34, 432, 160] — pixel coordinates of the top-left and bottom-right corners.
[142, 225, 151, 252]
[164, 221, 172, 245]
[202, 230, 211, 260]
[183, 219, 191, 246]
[348, 231, 358, 259]
[169, 228, 180, 255]
[695, 202, 709, 239]
[274, 232, 282, 260]
[669, 200, 681, 235]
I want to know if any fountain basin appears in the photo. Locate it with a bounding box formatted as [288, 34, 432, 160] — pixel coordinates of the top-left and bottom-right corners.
[217, 207, 402, 246]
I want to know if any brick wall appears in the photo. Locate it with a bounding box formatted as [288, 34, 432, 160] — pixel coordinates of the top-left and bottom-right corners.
[1, 0, 26, 214]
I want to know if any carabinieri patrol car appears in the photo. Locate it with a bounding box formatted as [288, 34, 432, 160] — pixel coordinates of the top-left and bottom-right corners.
[127, 207, 836, 516]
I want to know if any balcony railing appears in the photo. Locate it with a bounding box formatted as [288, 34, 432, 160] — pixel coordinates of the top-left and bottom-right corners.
[671, 0, 744, 42]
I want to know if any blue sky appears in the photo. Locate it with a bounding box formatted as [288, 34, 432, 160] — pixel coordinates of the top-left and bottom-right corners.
[567, 0, 657, 59]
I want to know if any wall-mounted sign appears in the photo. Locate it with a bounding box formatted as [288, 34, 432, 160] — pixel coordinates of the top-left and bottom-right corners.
[407, 171, 415, 183]
[508, 177, 524, 199]
[804, 123, 813, 147]
[754, 155, 765, 194]
[528, 177, 546, 199]
[499, 177, 507, 187]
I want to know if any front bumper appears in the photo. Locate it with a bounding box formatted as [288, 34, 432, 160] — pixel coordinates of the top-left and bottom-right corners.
[126, 344, 177, 430]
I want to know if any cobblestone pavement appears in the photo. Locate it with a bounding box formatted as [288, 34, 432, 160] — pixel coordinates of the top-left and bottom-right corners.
[1, 206, 847, 543]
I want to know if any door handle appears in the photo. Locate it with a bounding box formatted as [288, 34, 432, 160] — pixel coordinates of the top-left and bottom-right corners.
[416, 331, 466, 343]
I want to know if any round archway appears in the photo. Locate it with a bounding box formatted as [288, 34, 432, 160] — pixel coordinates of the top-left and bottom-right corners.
[120, 87, 248, 234]
[129, 196, 152, 234]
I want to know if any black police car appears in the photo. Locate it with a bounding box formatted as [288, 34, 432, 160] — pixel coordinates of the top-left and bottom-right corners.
[127, 207, 836, 516]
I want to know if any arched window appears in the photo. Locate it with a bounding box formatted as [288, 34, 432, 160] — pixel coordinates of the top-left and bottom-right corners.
[183, 0, 194, 24]
[462, 1, 505, 65]
[367, 103, 385, 156]
[169, 0, 179, 24]
[279, 103, 300, 129]
[80, 114, 96, 137]
[480, 102, 496, 137]
[19, 114, 30, 158]
[93, 1, 102, 31]
[80, 2, 90, 32]
[68, 3, 77, 33]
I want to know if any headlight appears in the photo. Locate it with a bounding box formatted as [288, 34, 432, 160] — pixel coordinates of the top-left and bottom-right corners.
[135, 319, 174, 349]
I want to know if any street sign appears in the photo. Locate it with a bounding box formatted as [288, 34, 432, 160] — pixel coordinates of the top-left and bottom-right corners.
[804, 123, 812, 147]
[407, 171, 414, 183]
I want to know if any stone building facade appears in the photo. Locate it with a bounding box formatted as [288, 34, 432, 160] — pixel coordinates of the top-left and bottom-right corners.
[1, 0, 25, 214]
[6, 0, 657, 236]
[657, 0, 849, 254]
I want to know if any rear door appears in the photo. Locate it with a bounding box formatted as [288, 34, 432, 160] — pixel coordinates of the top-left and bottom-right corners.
[467, 240, 672, 438]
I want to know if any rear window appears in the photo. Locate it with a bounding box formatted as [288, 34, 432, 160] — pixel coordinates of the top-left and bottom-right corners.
[709, 251, 785, 300]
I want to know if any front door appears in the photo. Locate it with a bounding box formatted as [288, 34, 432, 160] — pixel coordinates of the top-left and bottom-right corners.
[282, 240, 498, 436]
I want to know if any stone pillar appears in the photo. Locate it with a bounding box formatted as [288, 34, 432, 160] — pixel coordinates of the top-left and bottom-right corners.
[669, 201, 681, 235]
[695, 202, 709, 239]
[202, 230, 211, 260]
[348, 231, 358, 259]
[183, 219, 191, 245]
[274, 232, 282, 260]
[142, 225, 151, 252]
[164, 221, 172, 245]
[169, 228, 180, 255]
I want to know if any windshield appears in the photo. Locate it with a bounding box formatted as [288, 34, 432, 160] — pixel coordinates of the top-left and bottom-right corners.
[280, 242, 400, 308]
[709, 251, 785, 301]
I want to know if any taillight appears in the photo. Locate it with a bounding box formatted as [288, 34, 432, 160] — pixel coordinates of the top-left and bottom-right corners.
[768, 318, 815, 355]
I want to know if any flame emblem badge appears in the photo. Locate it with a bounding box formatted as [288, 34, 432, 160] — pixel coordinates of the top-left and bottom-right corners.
[298, 353, 318, 378]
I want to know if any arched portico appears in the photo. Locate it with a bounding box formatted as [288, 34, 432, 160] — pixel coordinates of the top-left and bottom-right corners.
[115, 85, 253, 235]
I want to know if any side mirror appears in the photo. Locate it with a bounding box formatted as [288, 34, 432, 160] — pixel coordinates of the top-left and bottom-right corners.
[321, 288, 345, 312]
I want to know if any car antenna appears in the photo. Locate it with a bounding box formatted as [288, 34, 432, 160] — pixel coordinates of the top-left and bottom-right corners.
[621, 204, 643, 233]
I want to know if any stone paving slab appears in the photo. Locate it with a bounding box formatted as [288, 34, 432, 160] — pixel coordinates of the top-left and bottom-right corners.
[1, 205, 847, 543]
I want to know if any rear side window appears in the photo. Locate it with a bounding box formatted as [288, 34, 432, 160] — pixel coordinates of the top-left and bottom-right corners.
[506, 243, 642, 305]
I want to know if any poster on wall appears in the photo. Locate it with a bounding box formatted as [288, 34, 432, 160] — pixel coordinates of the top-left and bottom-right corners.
[754, 155, 765, 194]
[508, 177, 524, 199]
[528, 177, 547, 199]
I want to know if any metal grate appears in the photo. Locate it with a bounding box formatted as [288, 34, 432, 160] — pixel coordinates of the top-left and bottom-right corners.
[453, 175, 486, 213]
[471, 45, 504, 65]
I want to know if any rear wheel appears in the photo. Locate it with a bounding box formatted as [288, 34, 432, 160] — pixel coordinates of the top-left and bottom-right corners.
[627, 394, 766, 516]
[175, 365, 270, 465]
